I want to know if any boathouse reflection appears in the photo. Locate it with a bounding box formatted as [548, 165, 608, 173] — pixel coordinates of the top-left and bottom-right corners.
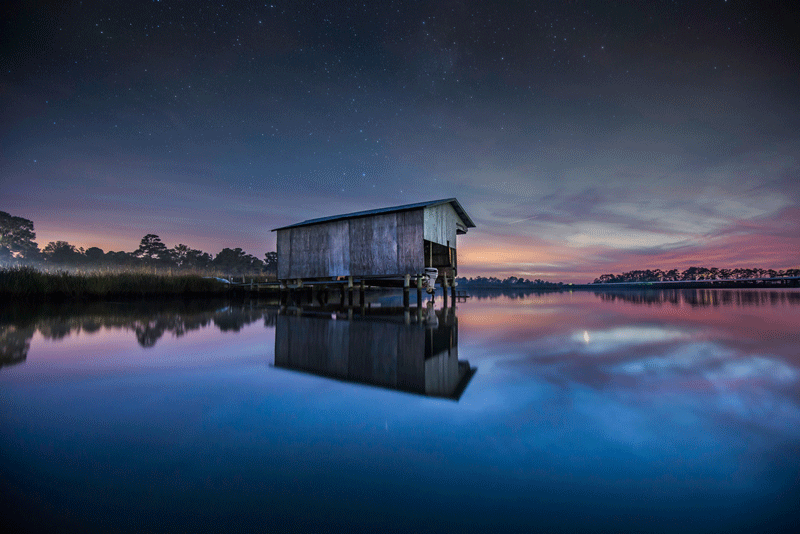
[274, 304, 475, 400]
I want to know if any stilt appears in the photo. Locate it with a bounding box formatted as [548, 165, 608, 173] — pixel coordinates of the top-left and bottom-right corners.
[403, 274, 410, 308]
[347, 276, 353, 306]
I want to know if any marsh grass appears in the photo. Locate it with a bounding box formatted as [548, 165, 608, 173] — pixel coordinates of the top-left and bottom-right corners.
[0, 266, 233, 299]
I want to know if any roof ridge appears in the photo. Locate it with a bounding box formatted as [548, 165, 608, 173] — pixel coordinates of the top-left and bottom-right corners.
[271, 198, 475, 231]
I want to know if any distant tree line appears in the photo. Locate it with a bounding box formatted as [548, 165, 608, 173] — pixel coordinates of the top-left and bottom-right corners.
[593, 266, 800, 284]
[456, 276, 563, 288]
[1, 211, 277, 277]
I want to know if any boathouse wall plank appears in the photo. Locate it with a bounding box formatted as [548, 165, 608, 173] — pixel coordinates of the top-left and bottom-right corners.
[349, 212, 398, 277]
[423, 203, 459, 248]
[325, 220, 350, 278]
[397, 209, 424, 274]
[290, 225, 322, 278]
[276, 229, 292, 280]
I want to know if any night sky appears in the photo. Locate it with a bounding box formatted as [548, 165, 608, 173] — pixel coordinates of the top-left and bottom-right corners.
[3, 0, 799, 282]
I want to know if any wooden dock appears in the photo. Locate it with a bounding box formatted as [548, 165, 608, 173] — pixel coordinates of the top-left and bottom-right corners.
[227, 275, 467, 308]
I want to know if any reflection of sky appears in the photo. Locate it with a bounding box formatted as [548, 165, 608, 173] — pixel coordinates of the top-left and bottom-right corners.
[2, 292, 800, 532]
[455, 291, 800, 526]
[574, 326, 692, 353]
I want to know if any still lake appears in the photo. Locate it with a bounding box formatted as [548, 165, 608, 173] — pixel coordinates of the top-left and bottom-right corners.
[2, 289, 799, 533]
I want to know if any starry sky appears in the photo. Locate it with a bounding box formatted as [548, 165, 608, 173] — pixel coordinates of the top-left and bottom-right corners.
[2, 0, 799, 282]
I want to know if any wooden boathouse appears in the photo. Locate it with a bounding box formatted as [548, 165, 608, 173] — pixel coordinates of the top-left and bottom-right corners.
[271, 198, 475, 303]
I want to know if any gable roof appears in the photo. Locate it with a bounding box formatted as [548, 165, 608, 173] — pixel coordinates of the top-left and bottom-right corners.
[271, 198, 476, 231]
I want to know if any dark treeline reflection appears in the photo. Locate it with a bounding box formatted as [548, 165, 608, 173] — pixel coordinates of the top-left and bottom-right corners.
[595, 288, 800, 307]
[0, 299, 279, 367]
[466, 288, 563, 300]
[275, 304, 475, 400]
[464, 287, 800, 305]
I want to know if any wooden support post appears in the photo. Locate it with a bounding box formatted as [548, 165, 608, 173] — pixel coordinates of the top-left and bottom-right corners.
[359, 281, 365, 307]
[403, 274, 410, 308]
[427, 240, 432, 268]
[347, 276, 353, 306]
[416, 275, 423, 307]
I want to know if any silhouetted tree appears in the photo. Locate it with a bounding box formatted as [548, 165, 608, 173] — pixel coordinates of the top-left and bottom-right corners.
[264, 251, 277, 274]
[0, 211, 39, 262]
[84, 247, 105, 265]
[135, 234, 172, 265]
[213, 247, 263, 274]
[42, 241, 82, 265]
[105, 250, 137, 267]
[172, 244, 212, 269]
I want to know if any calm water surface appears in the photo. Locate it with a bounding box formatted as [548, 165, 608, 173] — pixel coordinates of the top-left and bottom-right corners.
[2, 290, 799, 533]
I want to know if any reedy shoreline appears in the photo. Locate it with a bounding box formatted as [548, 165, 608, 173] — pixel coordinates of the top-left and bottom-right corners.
[0, 266, 238, 299]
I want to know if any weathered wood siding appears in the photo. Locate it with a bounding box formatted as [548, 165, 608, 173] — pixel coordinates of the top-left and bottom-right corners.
[423, 202, 459, 248]
[277, 208, 428, 280]
[324, 220, 350, 278]
[397, 209, 424, 274]
[278, 220, 351, 280]
[276, 229, 292, 280]
[349, 213, 398, 277]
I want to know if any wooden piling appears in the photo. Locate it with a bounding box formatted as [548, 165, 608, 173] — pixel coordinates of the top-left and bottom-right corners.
[348, 276, 354, 306]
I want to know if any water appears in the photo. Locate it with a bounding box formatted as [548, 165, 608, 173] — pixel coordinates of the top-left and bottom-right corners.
[1, 290, 799, 533]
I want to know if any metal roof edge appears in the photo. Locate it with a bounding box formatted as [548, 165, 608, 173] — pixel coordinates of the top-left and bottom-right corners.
[271, 198, 476, 231]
